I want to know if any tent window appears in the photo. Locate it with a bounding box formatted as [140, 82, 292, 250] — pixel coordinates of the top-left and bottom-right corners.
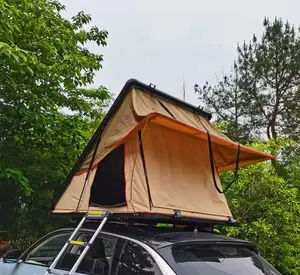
[89, 144, 126, 207]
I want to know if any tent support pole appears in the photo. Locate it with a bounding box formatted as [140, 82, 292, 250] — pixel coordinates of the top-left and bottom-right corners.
[138, 130, 153, 210]
[157, 99, 176, 119]
[207, 131, 240, 194]
[76, 132, 102, 211]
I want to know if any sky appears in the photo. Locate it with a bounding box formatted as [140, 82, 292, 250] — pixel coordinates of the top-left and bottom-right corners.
[60, 0, 299, 105]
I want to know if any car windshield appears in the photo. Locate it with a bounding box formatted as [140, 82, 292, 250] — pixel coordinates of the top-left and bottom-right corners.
[160, 243, 281, 275]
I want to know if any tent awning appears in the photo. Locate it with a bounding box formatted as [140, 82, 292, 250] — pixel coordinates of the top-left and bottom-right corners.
[75, 112, 273, 176]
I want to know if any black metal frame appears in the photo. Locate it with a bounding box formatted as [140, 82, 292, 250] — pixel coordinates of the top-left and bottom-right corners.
[56, 212, 239, 227]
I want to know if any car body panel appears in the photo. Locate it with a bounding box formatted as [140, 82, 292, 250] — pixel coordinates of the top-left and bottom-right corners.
[0, 259, 48, 275]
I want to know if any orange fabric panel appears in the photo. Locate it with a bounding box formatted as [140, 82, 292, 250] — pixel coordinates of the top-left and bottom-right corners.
[149, 114, 273, 172]
[141, 122, 232, 219]
[132, 88, 171, 118]
[132, 88, 231, 141]
[54, 168, 96, 212]
[124, 132, 151, 212]
[80, 91, 140, 172]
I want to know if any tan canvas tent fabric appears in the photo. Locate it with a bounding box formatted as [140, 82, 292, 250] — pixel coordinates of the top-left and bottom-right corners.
[52, 79, 274, 223]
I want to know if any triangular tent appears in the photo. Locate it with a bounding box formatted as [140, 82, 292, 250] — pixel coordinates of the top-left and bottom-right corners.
[52, 79, 274, 223]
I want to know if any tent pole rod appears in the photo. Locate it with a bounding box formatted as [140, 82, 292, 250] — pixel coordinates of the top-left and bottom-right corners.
[76, 132, 102, 211]
[207, 131, 240, 193]
[138, 130, 153, 210]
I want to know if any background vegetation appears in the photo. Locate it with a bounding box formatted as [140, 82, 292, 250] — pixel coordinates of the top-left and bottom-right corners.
[0, 0, 110, 248]
[1, 1, 300, 274]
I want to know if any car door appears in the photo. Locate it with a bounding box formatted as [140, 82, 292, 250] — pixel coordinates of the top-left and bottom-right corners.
[110, 238, 163, 275]
[0, 229, 117, 275]
[53, 231, 117, 275]
[0, 231, 71, 275]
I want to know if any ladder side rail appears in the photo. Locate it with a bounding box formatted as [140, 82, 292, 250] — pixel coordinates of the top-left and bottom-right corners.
[68, 215, 109, 275]
[46, 216, 87, 274]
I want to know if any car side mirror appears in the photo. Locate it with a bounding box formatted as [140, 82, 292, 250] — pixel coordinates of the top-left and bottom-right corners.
[2, 249, 23, 263]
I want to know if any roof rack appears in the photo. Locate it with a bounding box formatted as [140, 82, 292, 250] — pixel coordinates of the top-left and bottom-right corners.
[62, 212, 239, 227]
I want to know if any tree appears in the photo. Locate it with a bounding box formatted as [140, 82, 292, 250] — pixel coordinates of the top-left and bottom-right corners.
[0, 0, 111, 246]
[195, 18, 300, 142]
[223, 140, 300, 275]
[195, 68, 254, 142]
[276, 141, 300, 192]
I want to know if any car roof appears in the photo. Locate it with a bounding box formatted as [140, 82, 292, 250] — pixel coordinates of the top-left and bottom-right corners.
[59, 221, 256, 250]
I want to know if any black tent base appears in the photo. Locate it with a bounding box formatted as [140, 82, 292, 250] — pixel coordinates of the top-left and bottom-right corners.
[55, 211, 239, 227]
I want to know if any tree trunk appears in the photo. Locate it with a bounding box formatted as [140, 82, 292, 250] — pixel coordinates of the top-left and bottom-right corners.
[270, 120, 277, 140]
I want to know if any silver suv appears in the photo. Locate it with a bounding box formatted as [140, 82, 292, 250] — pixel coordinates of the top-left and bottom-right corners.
[0, 222, 281, 275]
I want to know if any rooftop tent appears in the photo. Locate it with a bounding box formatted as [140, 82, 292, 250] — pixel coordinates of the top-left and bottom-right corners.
[52, 79, 274, 223]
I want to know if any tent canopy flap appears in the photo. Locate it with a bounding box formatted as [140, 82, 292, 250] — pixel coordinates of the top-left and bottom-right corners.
[52, 79, 274, 223]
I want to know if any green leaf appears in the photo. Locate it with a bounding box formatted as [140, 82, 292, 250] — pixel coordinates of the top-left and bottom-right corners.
[26, 65, 34, 75]
[13, 24, 20, 32]
[19, 52, 27, 62]
[11, 52, 20, 63]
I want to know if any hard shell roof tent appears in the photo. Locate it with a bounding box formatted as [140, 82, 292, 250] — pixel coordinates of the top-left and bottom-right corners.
[52, 79, 274, 225]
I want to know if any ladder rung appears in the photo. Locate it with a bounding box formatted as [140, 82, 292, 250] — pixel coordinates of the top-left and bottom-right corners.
[69, 240, 87, 246]
[86, 211, 107, 219]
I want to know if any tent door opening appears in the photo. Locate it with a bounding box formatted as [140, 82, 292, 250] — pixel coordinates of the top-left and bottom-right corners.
[89, 144, 126, 207]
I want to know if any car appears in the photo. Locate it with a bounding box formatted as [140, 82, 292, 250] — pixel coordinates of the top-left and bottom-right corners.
[0, 221, 281, 275]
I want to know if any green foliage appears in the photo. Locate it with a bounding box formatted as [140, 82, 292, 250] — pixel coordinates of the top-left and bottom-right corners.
[0, 167, 31, 195]
[275, 142, 300, 193]
[0, 0, 111, 247]
[195, 69, 253, 142]
[222, 140, 300, 274]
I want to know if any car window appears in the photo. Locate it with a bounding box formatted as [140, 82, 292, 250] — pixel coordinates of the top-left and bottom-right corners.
[56, 232, 116, 275]
[111, 239, 162, 275]
[160, 243, 281, 275]
[26, 233, 70, 266]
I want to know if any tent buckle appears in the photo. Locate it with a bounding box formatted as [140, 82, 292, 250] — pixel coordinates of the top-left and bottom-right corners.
[149, 83, 156, 89]
[173, 209, 182, 219]
[228, 216, 237, 224]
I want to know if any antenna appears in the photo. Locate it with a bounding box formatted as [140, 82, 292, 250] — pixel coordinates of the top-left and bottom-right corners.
[182, 74, 186, 102]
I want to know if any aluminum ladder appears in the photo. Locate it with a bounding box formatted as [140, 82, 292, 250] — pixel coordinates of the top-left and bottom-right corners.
[45, 211, 110, 275]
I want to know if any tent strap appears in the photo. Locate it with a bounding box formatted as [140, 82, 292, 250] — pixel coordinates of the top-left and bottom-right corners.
[207, 131, 240, 194]
[157, 99, 176, 119]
